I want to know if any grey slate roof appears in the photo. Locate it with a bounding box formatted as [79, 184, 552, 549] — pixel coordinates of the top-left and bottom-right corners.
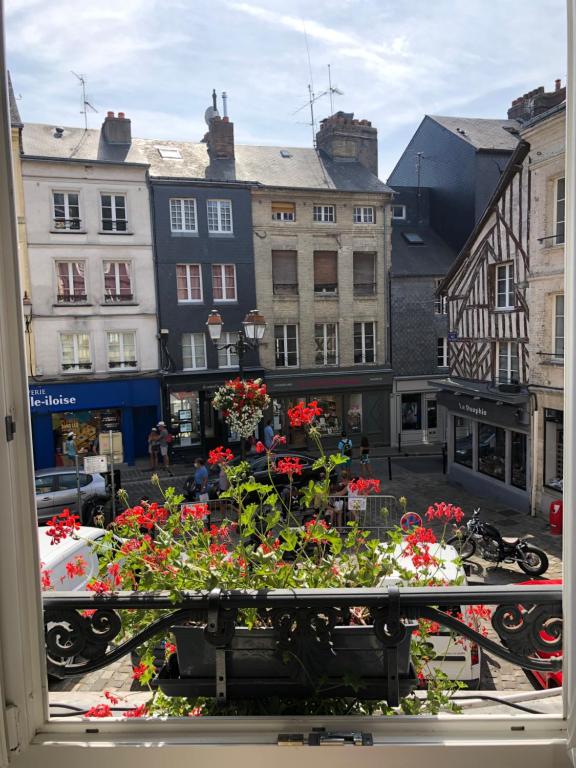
[430, 115, 521, 151]
[8, 72, 22, 128]
[391, 223, 457, 277]
[22, 124, 147, 165]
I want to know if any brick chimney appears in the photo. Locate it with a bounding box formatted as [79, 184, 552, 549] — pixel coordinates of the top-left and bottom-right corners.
[202, 90, 235, 161]
[507, 81, 566, 122]
[102, 111, 132, 145]
[316, 111, 378, 175]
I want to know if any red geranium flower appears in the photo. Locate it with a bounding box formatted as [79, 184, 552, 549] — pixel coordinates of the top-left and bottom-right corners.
[425, 502, 464, 523]
[46, 509, 81, 545]
[104, 690, 120, 705]
[131, 662, 150, 682]
[123, 704, 148, 718]
[255, 441, 266, 453]
[287, 400, 323, 427]
[208, 446, 234, 466]
[65, 555, 87, 579]
[347, 478, 381, 495]
[182, 504, 209, 520]
[275, 456, 303, 477]
[85, 704, 113, 718]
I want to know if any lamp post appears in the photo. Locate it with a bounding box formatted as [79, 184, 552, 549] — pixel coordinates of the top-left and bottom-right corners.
[22, 292, 32, 333]
[206, 308, 267, 457]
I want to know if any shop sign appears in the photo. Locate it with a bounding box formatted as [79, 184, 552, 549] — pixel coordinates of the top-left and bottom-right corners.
[448, 331, 458, 341]
[436, 390, 529, 432]
[84, 455, 108, 473]
[29, 387, 77, 409]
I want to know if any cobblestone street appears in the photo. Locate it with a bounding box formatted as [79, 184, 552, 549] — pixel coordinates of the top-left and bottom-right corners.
[49, 453, 563, 702]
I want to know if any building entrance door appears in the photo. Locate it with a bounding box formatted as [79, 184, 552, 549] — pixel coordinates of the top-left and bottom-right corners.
[424, 395, 439, 444]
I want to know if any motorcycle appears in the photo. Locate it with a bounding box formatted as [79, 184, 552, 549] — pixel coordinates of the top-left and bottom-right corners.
[447, 509, 549, 577]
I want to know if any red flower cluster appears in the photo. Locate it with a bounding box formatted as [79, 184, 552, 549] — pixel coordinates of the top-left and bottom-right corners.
[87, 579, 112, 594]
[46, 509, 80, 545]
[219, 378, 268, 414]
[104, 690, 119, 705]
[303, 518, 330, 543]
[275, 456, 303, 477]
[85, 704, 113, 718]
[425, 502, 464, 523]
[114, 503, 168, 531]
[131, 662, 150, 681]
[255, 441, 266, 453]
[209, 542, 228, 556]
[402, 526, 440, 570]
[65, 555, 87, 579]
[123, 704, 148, 718]
[40, 564, 52, 590]
[181, 503, 209, 520]
[287, 400, 323, 427]
[258, 538, 281, 555]
[207, 446, 234, 466]
[467, 604, 492, 622]
[347, 478, 381, 495]
[209, 524, 230, 539]
[404, 526, 437, 549]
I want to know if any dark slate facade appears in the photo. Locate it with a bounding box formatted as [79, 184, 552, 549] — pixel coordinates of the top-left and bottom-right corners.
[151, 179, 260, 453]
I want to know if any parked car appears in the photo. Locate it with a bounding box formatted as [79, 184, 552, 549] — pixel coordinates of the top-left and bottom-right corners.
[34, 468, 107, 523]
[38, 525, 106, 590]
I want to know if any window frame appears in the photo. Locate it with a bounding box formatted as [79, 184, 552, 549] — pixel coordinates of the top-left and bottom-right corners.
[55, 260, 86, 302]
[52, 190, 81, 231]
[59, 332, 92, 373]
[211, 263, 237, 302]
[555, 176, 565, 246]
[207, 199, 233, 233]
[176, 263, 203, 303]
[103, 261, 133, 303]
[314, 322, 339, 366]
[353, 252, 376, 296]
[437, 336, 448, 368]
[274, 324, 299, 368]
[353, 206, 375, 224]
[391, 204, 406, 220]
[312, 204, 335, 223]
[181, 332, 207, 371]
[497, 341, 520, 384]
[170, 198, 198, 234]
[100, 192, 128, 233]
[217, 331, 240, 369]
[554, 293, 565, 359]
[434, 279, 448, 314]
[106, 330, 138, 371]
[495, 262, 515, 310]
[271, 202, 296, 222]
[353, 321, 376, 364]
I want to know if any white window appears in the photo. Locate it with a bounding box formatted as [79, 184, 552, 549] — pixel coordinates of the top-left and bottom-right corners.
[314, 323, 338, 366]
[176, 264, 203, 302]
[434, 279, 448, 314]
[207, 199, 233, 233]
[353, 206, 374, 224]
[555, 294, 564, 358]
[274, 324, 299, 367]
[497, 341, 519, 384]
[212, 264, 236, 301]
[182, 333, 207, 370]
[60, 332, 91, 372]
[271, 202, 295, 221]
[56, 261, 86, 302]
[392, 204, 406, 220]
[170, 198, 197, 232]
[354, 321, 376, 364]
[218, 332, 239, 368]
[313, 204, 335, 223]
[496, 262, 515, 309]
[437, 337, 448, 367]
[100, 193, 127, 232]
[52, 191, 80, 230]
[107, 331, 137, 370]
[155, 145, 182, 159]
[103, 262, 132, 302]
[555, 177, 565, 245]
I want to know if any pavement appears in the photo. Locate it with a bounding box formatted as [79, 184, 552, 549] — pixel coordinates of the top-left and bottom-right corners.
[48, 453, 563, 704]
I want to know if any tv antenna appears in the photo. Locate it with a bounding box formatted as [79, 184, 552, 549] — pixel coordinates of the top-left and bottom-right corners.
[293, 73, 344, 146]
[71, 72, 97, 130]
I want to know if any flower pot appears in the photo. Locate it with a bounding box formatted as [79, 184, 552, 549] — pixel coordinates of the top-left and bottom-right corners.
[156, 623, 417, 703]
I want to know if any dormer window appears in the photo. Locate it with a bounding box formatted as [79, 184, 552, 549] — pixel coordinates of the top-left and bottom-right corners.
[271, 202, 295, 221]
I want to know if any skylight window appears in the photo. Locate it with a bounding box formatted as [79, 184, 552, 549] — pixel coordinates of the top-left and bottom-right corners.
[155, 145, 182, 160]
[402, 232, 424, 245]
[280, 150, 292, 158]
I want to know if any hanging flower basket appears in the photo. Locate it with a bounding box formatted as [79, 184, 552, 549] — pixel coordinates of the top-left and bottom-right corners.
[212, 378, 270, 439]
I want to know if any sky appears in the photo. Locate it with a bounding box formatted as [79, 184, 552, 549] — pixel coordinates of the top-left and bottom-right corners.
[5, 0, 567, 179]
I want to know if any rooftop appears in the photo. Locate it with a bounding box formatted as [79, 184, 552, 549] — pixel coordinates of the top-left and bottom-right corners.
[429, 115, 521, 151]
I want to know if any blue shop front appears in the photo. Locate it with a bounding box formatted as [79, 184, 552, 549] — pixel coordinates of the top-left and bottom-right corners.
[29, 378, 162, 469]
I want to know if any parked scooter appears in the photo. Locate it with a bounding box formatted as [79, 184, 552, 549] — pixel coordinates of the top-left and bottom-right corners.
[447, 509, 548, 577]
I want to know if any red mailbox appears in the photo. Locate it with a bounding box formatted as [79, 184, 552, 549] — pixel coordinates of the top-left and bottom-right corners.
[549, 500, 563, 535]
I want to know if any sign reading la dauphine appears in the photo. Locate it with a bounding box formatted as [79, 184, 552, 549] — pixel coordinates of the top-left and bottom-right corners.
[29, 387, 77, 409]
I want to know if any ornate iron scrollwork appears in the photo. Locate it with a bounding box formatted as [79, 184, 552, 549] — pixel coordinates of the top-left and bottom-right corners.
[492, 602, 562, 659]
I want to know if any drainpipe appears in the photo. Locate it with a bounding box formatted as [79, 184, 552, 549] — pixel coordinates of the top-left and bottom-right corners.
[529, 390, 539, 517]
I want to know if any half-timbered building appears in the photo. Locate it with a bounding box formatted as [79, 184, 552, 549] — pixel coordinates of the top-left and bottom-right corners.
[436, 140, 533, 511]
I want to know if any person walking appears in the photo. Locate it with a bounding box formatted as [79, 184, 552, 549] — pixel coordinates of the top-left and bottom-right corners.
[360, 435, 372, 478]
[156, 421, 173, 475]
[63, 432, 77, 467]
[337, 431, 353, 471]
[263, 419, 275, 450]
[193, 458, 209, 501]
[147, 427, 159, 470]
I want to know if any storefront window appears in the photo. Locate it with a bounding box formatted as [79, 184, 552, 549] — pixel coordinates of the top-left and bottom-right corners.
[52, 409, 122, 462]
[511, 431, 527, 489]
[453, 416, 473, 468]
[426, 398, 437, 430]
[544, 409, 563, 492]
[346, 393, 362, 434]
[401, 393, 421, 430]
[478, 422, 506, 482]
[169, 391, 200, 447]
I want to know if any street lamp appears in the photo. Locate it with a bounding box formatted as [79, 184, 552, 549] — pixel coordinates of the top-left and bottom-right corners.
[206, 308, 267, 456]
[22, 292, 33, 333]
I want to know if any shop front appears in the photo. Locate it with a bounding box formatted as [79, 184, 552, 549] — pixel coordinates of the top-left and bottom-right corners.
[390, 376, 447, 449]
[266, 368, 393, 450]
[29, 378, 161, 469]
[436, 383, 531, 512]
[530, 387, 564, 516]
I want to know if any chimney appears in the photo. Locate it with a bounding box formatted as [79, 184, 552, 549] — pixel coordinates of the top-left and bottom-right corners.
[315, 111, 378, 176]
[507, 80, 566, 122]
[102, 111, 132, 145]
[203, 90, 234, 160]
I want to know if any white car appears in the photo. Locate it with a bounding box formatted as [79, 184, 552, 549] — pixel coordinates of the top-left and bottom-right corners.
[39, 526, 106, 591]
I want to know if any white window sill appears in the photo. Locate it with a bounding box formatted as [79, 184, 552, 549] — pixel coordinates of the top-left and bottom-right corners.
[213, 299, 238, 304]
[171, 231, 199, 237]
[50, 229, 87, 235]
[208, 232, 234, 237]
[177, 300, 204, 305]
[182, 367, 208, 372]
[98, 230, 134, 236]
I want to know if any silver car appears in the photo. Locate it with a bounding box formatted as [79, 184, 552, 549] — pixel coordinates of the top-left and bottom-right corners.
[34, 468, 107, 522]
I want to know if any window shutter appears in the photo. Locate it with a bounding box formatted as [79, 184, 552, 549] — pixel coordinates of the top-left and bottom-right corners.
[313, 251, 338, 285]
[272, 251, 298, 284]
[353, 252, 375, 293]
[271, 202, 295, 214]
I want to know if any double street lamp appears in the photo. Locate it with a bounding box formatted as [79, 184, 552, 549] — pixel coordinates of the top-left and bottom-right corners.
[206, 308, 267, 456]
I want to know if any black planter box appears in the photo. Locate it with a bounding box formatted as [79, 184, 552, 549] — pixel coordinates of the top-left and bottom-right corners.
[156, 624, 417, 702]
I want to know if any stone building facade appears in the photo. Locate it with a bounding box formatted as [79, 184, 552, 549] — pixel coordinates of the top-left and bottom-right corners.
[522, 104, 565, 515]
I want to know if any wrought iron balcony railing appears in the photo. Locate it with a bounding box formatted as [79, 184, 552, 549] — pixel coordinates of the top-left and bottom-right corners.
[43, 584, 562, 707]
[57, 293, 88, 303]
[53, 218, 82, 231]
[104, 293, 134, 303]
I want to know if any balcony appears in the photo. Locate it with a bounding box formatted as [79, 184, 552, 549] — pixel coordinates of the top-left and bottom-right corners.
[61, 362, 92, 371]
[56, 293, 88, 304]
[53, 218, 82, 231]
[108, 360, 138, 369]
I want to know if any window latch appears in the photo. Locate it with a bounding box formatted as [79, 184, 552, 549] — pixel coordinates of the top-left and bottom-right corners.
[278, 730, 373, 747]
[5, 414, 15, 442]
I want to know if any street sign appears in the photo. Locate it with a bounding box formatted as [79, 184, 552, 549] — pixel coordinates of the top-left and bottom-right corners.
[83, 455, 108, 473]
[448, 331, 458, 341]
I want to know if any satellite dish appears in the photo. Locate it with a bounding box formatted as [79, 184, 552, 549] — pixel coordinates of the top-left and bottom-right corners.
[205, 106, 219, 125]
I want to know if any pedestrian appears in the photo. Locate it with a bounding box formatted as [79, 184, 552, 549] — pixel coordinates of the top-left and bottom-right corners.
[328, 470, 349, 528]
[337, 431, 353, 470]
[63, 431, 77, 467]
[360, 435, 372, 478]
[148, 427, 159, 470]
[264, 419, 275, 450]
[193, 457, 209, 501]
[156, 421, 173, 475]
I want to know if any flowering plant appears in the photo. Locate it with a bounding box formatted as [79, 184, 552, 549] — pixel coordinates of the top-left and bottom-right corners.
[212, 377, 270, 439]
[46, 383, 492, 718]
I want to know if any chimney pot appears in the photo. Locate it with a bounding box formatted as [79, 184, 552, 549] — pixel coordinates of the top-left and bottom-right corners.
[222, 116, 229, 123]
[555, 78, 561, 91]
[107, 111, 115, 118]
[118, 111, 125, 119]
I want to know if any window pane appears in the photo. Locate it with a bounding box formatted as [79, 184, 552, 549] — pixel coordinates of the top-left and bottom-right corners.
[57, 263, 70, 294]
[170, 199, 183, 231]
[478, 422, 506, 481]
[555, 295, 564, 356]
[401, 393, 421, 430]
[224, 265, 236, 299]
[189, 264, 201, 300]
[454, 416, 473, 468]
[511, 431, 527, 489]
[207, 200, 218, 231]
[353, 252, 375, 295]
[212, 265, 223, 299]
